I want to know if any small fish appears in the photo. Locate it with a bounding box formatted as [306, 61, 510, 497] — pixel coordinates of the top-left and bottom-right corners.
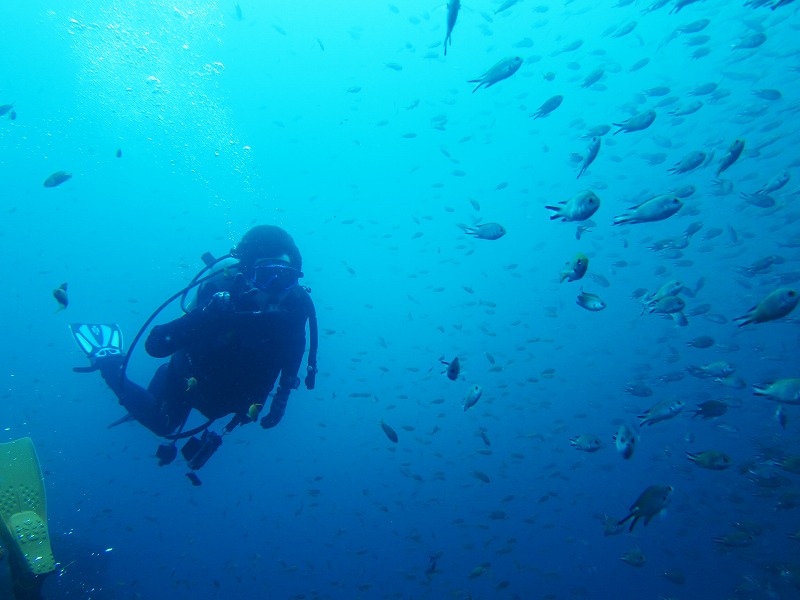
[669, 100, 703, 116]
[647, 280, 683, 304]
[717, 138, 744, 176]
[755, 170, 790, 195]
[53, 283, 68, 310]
[443, 0, 460, 56]
[753, 378, 800, 404]
[617, 485, 673, 532]
[589, 273, 610, 288]
[614, 423, 637, 459]
[581, 67, 605, 88]
[638, 398, 684, 426]
[613, 109, 656, 134]
[425, 554, 438, 580]
[234, 2, 242, 20]
[624, 381, 652, 397]
[0, 103, 13, 116]
[612, 195, 682, 225]
[495, 0, 520, 13]
[380, 420, 399, 443]
[185, 376, 198, 392]
[458, 222, 507, 240]
[776, 405, 788, 429]
[546, 190, 601, 222]
[467, 57, 523, 93]
[620, 547, 646, 567]
[667, 150, 706, 174]
[44, 171, 72, 188]
[552, 39, 583, 55]
[570, 434, 603, 452]
[560, 253, 589, 283]
[732, 31, 766, 50]
[686, 360, 735, 379]
[583, 124, 611, 138]
[601, 514, 625, 536]
[689, 400, 728, 419]
[116, 148, 123, 159]
[686, 450, 732, 470]
[472, 470, 490, 483]
[531, 95, 563, 119]
[247, 402, 262, 421]
[575, 223, 592, 240]
[643, 295, 685, 316]
[576, 288, 606, 311]
[734, 287, 799, 326]
[577, 137, 601, 179]
[440, 356, 461, 381]
[671, 0, 704, 13]
[463, 385, 482, 411]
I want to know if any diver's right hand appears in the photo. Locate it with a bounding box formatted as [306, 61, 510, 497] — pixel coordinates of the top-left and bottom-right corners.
[203, 291, 233, 315]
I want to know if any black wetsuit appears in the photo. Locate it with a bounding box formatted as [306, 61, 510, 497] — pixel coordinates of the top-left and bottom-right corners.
[99, 270, 315, 436]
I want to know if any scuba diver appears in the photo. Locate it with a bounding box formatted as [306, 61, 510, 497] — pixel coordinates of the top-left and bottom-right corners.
[69, 225, 318, 480]
[0, 438, 57, 600]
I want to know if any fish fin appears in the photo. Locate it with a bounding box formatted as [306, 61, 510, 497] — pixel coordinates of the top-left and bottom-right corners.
[544, 205, 561, 217]
[617, 513, 634, 528]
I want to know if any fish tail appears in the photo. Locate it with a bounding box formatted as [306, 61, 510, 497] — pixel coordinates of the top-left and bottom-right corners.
[544, 206, 560, 219]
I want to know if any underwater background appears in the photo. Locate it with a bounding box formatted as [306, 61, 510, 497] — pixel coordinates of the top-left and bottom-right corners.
[2, 0, 799, 598]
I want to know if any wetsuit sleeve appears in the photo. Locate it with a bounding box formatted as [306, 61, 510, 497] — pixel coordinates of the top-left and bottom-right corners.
[279, 290, 313, 389]
[261, 293, 310, 429]
[144, 310, 204, 358]
[278, 339, 304, 390]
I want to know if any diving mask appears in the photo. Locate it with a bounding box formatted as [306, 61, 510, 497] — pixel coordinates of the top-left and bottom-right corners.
[250, 260, 303, 292]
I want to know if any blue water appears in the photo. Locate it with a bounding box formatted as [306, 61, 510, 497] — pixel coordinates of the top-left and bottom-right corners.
[2, 0, 799, 598]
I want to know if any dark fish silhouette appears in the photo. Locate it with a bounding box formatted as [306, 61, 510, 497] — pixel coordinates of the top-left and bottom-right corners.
[44, 171, 72, 188]
[53, 283, 68, 310]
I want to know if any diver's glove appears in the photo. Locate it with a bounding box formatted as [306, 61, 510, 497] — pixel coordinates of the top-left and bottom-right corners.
[305, 364, 317, 390]
[260, 391, 288, 429]
[203, 291, 233, 315]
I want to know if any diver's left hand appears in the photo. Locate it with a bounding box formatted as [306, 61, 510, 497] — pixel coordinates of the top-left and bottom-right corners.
[203, 291, 233, 314]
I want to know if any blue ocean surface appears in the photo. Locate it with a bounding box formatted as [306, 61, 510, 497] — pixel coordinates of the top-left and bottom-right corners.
[1, 0, 799, 598]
